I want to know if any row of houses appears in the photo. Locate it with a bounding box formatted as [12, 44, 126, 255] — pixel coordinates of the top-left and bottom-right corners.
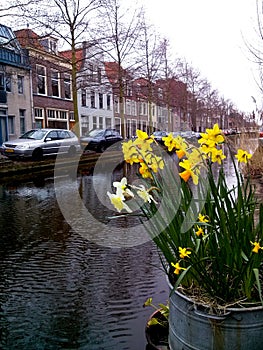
[0, 23, 221, 145]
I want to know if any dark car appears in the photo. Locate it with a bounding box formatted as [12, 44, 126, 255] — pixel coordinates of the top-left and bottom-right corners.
[80, 128, 123, 153]
[1, 128, 81, 160]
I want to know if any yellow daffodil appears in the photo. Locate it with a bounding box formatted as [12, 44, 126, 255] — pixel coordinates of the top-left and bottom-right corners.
[145, 153, 164, 173]
[198, 123, 225, 146]
[198, 213, 209, 223]
[179, 159, 199, 185]
[195, 225, 204, 237]
[139, 162, 152, 179]
[107, 191, 132, 213]
[210, 148, 226, 165]
[134, 130, 153, 152]
[251, 241, 263, 253]
[171, 262, 186, 275]
[122, 140, 142, 164]
[235, 149, 252, 163]
[179, 247, 191, 259]
[162, 133, 178, 152]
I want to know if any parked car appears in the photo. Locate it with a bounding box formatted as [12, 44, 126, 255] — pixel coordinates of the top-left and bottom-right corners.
[1, 128, 81, 160]
[152, 131, 168, 145]
[80, 128, 123, 153]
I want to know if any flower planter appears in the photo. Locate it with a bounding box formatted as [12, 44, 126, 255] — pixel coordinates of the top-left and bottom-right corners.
[145, 309, 169, 350]
[169, 289, 263, 350]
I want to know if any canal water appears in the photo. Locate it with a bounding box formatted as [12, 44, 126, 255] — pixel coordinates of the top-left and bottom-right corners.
[0, 171, 169, 350]
[0, 136, 260, 350]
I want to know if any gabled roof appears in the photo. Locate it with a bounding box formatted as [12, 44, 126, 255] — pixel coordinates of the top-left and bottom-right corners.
[14, 29, 43, 50]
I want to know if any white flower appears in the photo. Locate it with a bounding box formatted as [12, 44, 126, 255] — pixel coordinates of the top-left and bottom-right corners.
[107, 191, 132, 213]
[113, 177, 134, 198]
[133, 184, 158, 204]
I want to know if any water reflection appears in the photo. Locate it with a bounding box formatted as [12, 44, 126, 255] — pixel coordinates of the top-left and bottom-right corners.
[0, 174, 168, 350]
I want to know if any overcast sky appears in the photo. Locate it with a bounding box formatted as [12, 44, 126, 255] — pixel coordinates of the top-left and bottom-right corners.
[142, 0, 261, 114]
[1, 0, 261, 114]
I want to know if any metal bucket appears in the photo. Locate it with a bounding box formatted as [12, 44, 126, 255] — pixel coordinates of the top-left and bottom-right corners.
[169, 289, 263, 350]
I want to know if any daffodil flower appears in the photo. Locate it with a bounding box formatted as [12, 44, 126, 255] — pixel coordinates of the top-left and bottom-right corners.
[179, 159, 199, 185]
[171, 262, 186, 275]
[139, 162, 153, 179]
[134, 130, 153, 152]
[162, 133, 178, 152]
[179, 247, 191, 259]
[198, 123, 224, 146]
[251, 241, 263, 253]
[113, 177, 134, 198]
[235, 149, 252, 163]
[136, 185, 158, 204]
[198, 213, 209, 223]
[122, 140, 141, 165]
[107, 191, 132, 213]
[195, 225, 204, 237]
[211, 148, 226, 165]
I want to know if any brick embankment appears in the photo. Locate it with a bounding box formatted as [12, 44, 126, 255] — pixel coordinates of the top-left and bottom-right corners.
[0, 151, 124, 183]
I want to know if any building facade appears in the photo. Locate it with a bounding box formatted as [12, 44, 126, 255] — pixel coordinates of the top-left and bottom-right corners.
[15, 29, 74, 131]
[0, 24, 32, 144]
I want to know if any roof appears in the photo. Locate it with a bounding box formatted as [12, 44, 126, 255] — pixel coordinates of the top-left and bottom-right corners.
[59, 48, 83, 70]
[14, 29, 43, 50]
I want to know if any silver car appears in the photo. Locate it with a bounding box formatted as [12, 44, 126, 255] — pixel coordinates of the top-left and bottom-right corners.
[1, 128, 81, 160]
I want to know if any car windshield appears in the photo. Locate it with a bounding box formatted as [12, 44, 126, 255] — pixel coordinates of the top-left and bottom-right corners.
[19, 130, 47, 140]
[85, 129, 105, 138]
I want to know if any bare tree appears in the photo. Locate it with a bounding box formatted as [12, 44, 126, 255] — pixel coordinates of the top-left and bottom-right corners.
[8, 0, 101, 136]
[94, 0, 144, 138]
[134, 15, 166, 133]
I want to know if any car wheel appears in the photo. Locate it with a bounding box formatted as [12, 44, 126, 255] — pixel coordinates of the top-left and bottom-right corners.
[68, 146, 76, 157]
[32, 148, 43, 161]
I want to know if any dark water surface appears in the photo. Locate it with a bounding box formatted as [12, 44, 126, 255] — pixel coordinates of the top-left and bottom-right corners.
[0, 174, 168, 350]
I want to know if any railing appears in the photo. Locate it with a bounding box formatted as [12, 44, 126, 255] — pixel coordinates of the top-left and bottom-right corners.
[0, 48, 29, 68]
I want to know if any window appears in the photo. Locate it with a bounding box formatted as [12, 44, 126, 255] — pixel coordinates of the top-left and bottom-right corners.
[36, 65, 46, 94]
[51, 69, 59, 97]
[60, 111, 67, 119]
[69, 112, 74, 121]
[88, 64, 94, 81]
[8, 115, 15, 134]
[17, 75, 24, 94]
[19, 109, 25, 135]
[91, 90, 95, 108]
[47, 109, 55, 119]
[92, 116, 97, 129]
[114, 96, 119, 113]
[64, 73, 71, 99]
[81, 89, 86, 106]
[99, 116, 103, 129]
[107, 95, 111, 110]
[5, 74, 11, 92]
[97, 67, 101, 83]
[0, 73, 4, 90]
[105, 117, 111, 128]
[49, 39, 57, 54]
[115, 118, 121, 134]
[143, 103, 147, 115]
[99, 93, 103, 109]
[34, 108, 44, 119]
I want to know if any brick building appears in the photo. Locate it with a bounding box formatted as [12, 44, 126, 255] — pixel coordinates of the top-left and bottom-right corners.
[15, 29, 74, 130]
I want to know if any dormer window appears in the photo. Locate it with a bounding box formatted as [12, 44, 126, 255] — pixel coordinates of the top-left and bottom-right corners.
[39, 37, 58, 54]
